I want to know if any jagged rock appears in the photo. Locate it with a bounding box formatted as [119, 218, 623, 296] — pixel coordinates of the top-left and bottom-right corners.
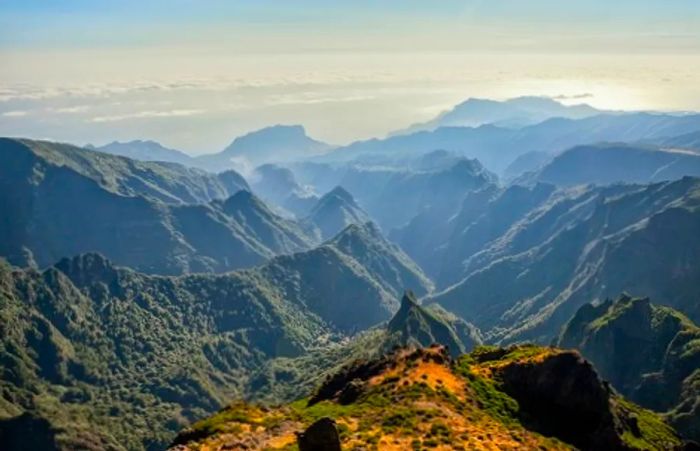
[297, 417, 341, 451]
[496, 350, 624, 450]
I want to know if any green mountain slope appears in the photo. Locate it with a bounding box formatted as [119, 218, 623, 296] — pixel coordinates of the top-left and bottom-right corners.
[0, 137, 326, 273]
[432, 177, 700, 344]
[386, 291, 480, 357]
[2, 138, 247, 205]
[326, 222, 433, 298]
[557, 295, 700, 442]
[0, 233, 412, 449]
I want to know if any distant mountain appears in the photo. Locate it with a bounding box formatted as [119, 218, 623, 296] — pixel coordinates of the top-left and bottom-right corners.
[395, 96, 602, 135]
[90, 140, 193, 165]
[0, 232, 410, 449]
[306, 186, 370, 240]
[386, 291, 480, 357]
[557, 295, 700, 442]
[2, 138, 248, 205]
[250, 164, 318, 217]
[518, 143, 700, 186]
[214, 190, 316, 255]
[658, 130, 700, 151]
[299, 157, 496, 232]
[321, 112, 700, 174]
[401, 182, 556, 286]
[0, 138, 323, 273]
[503, 150, 552, 180]
[326, 223, 433, 298]
[174, 344, 684, 451]
[195, 125, 332, 172]
[431, 177, 700, 343]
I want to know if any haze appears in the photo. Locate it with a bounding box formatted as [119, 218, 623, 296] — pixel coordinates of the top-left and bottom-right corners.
[1, 0, 700, 153]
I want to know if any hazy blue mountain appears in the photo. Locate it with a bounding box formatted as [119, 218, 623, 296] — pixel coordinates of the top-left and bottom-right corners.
[395, 96, 602, 135]
[90, 140, 194, 166]
[431, 177, 700, 344]
[340, 158, 496, 231]
[250, 164, 319, 217]
[306, 186, 370, 240]
[658, 130, 700, 151]
[557, 295, 700, 441]
[320, 112, 700, 174]
[503, 150, 552, 180]
[195, 125, 332, 172]
[518, 143, 700, 186]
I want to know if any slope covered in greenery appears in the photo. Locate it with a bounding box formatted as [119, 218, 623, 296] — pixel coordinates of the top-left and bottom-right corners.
[558, 295, 700, 441]
[432, 177, 700, 344]
[173, 345, 684, 451]
[0, 229, 419, 450]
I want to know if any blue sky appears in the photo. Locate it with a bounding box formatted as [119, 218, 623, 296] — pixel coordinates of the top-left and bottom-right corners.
[1, 1, 699, 151]
[3, 0, 699, 51]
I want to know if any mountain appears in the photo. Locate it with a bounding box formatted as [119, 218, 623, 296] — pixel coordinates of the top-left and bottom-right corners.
[395, 96, 602, 135]
[503, 150, 552, 180]
[172, 344, 685, 450]
[0, 138, 329, 273]
[1, 138, 248, 205]
[326, 223, 433, 298]
[386, 291, 480, 357]
[249, 164, 319, 218]
[194, 125, 332, 172]
[298, 157, 497, 232]
[306, 186, 370, 240]
[431, 176, 700, 344]
[519, 143, 700, 187]
[0, 239, 408, 449]
[214, 190, 316, 255]
[320, 112, 700, 174]
[656, 130, 700, 151]
[557, 295, 700, 442]
[90, 140, 194, 166]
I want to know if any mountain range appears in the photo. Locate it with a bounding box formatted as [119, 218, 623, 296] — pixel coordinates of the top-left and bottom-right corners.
[394, 96, 603, 135]
[4, 95, 700, 451]
[0, 219, 432, 449]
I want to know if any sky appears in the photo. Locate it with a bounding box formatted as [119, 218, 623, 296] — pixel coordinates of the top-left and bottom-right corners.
[1, 0, 700, 153]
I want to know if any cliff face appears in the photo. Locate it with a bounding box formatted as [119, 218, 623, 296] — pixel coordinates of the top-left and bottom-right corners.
[171, 345, 685, 451]
[558, 294, 700, 442]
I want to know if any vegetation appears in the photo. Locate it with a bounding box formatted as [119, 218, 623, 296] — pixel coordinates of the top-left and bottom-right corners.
[174, 345, 683, 450]
[558, 294, 700, 441]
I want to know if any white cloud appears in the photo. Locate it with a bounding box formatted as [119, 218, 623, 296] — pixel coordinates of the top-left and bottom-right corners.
[89, 109, 204, 123]
[49, 105, 90, 114]
[1, 110, 28, 117]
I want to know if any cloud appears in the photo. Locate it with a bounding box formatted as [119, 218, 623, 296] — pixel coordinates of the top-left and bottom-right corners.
[1, 110, 28, 117]
[553, 93, 594, 100]
[49, 105, 90, 114]
[89, 109, 204, 123]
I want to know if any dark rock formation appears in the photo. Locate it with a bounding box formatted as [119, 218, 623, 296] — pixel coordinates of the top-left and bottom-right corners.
[297, 417, 342, 451]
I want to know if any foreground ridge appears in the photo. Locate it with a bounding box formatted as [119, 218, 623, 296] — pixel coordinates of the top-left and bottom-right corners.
[171, 345, 687, 450]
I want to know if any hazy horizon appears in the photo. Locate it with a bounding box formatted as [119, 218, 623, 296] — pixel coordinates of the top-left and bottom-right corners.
[2, 0, 700, 153]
